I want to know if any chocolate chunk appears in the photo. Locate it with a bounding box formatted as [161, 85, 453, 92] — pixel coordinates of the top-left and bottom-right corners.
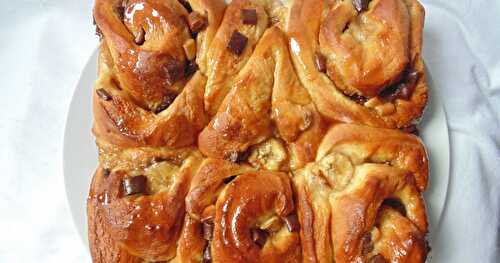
[222, 175, 238, 184]
[202, 221, 214, 241]
[241, 9, 258, 25]
[314, 52, 327, 73]
[102, 168, 111, 177]
[382, 198, 406, 216]
[398, 71, 420, 100]
[154, 93, 177, 114]
[401, 124, 419, 136]
[361, 232, 374, 255]
[379, 70, 420, 101]
[283, 214, 300, 232]
[185, 60, 199, 76]
[122, 175, 148, 196]
[347, 93, 367, 104]
[227, 31, 248, 56]
[163, 59, 185, 86]
[96, 88, 112, 101]
[368, 254, 388, 263]
[188, 11, 208, 33]
[353, 0, 371, 13]
[179, 0, 192, 13]
[134, 27, 146, 45]
[202, 244, 212, 263]
[379, 84, 399, 101]
[251, 228, 268, 248]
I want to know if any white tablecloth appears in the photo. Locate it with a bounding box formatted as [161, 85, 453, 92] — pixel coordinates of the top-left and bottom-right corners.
[0, 0, 498, 262]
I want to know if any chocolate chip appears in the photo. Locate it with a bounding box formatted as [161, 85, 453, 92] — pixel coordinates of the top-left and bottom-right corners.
[96, 88, 112, 101]
[227, 31, 248, 56]
[398, 71, 420, 100]
[222, 175, 238, 184]
[134, 27, 146, 45]
[163, 59, 185, 86]
[251, 228, 268, 248]
[347, 93, 367, 104]
[102, 168, 110, 177]
[241, 9, 258, 25]
[382, 198, 407, 216]
[361, 232, 374, 255]
[353, 0, 371, 13]
[185, 60, 199, 76]
[202, 221, 214, 241]
[283, 214, 300, 232]
[202, 243, 212, 263]
[154, 93, 177, 113]
[314, 52, 327, 73]
[379, 70, 420, 101]
[179, 0, 192, 13]
[379, 85, 399, 101]
[188, 11, 208, 33]
[368, 254, 388, 263]
[122, 175, 148, 196]
[401, 124, 419, 136]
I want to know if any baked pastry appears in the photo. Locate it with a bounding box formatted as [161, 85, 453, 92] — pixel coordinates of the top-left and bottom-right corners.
[287, 0, 427, 128]
[87, 0, 431, 262]
[293, 124, 429, 263]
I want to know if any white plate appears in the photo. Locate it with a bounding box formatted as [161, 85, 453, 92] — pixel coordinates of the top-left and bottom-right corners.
[63, 50, 450, 251]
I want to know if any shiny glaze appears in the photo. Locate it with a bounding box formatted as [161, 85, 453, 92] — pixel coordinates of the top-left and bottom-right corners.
[293, 124, 429, 263]
[94, 0, 191, 111]
[88, 153, 201, 261]
[185, 159, 302, 263]
[286, 0, 428, 129]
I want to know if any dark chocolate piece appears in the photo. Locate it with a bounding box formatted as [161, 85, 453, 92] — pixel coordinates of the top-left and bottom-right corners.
[241, 9, 258, 25]
[96, 88, 112, 101]
[251, 228, 268, 248]
[185, 60, 199, 76]
[203, 221, 214, 241]
[314, 52, 327, 73]
[134, 27, 146, 45]
[348, 93, 368, 104]
[227, 31, 248, 56]
[154, 93, 177, 114]
[163, 59, 185, 86]
[353, 0, 370, 13]
[188, 11, 208, 33]
[202, 243, 212, 263]
[283, 214, 300, 232]
[122, 175, 148, 196]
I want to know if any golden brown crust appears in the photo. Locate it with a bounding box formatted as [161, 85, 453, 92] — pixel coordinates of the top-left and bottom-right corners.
[185, 159, 302, 263]
[88, 153, 203, 261]
[88, 0, 431, 262]
[293, 124, 429, 263]
[287, 0, 428, 128]
[199, 27, 325, 168]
